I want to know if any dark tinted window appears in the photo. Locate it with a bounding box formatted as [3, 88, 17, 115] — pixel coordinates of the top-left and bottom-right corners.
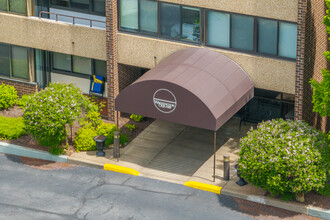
[258, 18, 277, 55]
[160, 3, 180, 39]
[182, 6, 200, 42]
[231, 14, 254, 51]
[0, 44, 10, 77]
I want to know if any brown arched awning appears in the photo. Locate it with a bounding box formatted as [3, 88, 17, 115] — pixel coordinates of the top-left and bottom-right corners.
[115, 48, 254, 131]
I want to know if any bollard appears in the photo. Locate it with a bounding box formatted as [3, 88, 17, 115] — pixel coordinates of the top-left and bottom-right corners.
[223, 155, 230, 180]
[113, 131, 120, 159]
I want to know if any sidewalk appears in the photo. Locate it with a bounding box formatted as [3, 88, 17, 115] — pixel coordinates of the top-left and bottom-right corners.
[0, 118, 329, 219]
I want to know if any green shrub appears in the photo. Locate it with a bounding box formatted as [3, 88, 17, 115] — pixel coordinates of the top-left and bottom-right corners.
[125, 123, 136, 131]
[238, 119, 329, 197]
[0, 116, 26, 140]
[80, 110, 102, 128]
[17, 94, 31, 108]
[96, 122, 117, 146]
[120, 133, 129, 146]
[50, 146, 65, 155]
[23, 82, 94, 147]
[0, 84, 18, 110]
[74, 126, 97, 152]
[318, 182, 330, 197]
[130, 114, 144, 122]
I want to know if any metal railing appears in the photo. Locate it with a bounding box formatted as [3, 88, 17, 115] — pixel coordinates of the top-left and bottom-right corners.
[39, 11, 106, 28]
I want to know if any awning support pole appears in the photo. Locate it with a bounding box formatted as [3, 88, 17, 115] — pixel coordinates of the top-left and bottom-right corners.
[116, 111, 119, 130]
[116, 111, 120, 162]
[213, 131, 216, 182]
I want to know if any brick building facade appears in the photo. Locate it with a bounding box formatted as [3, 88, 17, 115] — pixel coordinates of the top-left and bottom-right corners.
[296, 0, 329, 132]
[0, 78, 38, 97]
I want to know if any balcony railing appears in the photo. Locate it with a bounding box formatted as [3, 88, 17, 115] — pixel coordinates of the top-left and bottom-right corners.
[39, 11, 105, 29]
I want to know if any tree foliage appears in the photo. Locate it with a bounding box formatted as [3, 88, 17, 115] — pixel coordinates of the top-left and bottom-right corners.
[23, 82, 95, 147]
[309, 0, 330, 117]
[239, 119, 329, 197]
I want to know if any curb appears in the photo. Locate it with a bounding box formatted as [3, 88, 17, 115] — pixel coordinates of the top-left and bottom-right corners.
[221, 189, 308, 214]
[67, 157, 104, 169]
[104, 163, 140, 176]
[221, 188, 330, 219]
[0, 142, 67, 163]
[184, 181, 222, 194]
[308, 206, 330, 220]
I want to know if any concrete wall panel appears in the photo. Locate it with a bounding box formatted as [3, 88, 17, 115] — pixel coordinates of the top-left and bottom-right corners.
[0, 13, 106, 60]
[118, 33, 296, 94]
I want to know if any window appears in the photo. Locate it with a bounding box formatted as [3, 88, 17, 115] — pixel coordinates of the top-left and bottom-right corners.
[257, 18, 278, 55]
[51, 0, 69, 7]
[94, 60, 107, 78]
[0, 0, 27, 15]
[119, 0, 138, 30]
[93, 0, 105, 14]
[237, 88, 294, 123]
[231, 14, 254, 51]
[279, 22, 297, 59]
[71, 0, 89, 10]
[0, 43, 29, 80]
[0, 0, 7, 11]
[11, 46, 29, 80]
[52, 52, 106, 78]
[160, 3, 200, 42]
[0, 44, 10, 77]
[50, 0, 105, 16]
[207, 11, 230, 48]
[206, 10, 297, 60]
[182, 6, 200, 42]
[160, 3, 180, 39]
[118, 2, 297, 60]
[53, 52, 71, 71]
[139, 0, 158, 33]
[73, 55, 92, 75]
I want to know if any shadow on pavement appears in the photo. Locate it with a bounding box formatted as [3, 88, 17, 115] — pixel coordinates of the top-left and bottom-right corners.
[5, 154, 73, 170]
[217, 195, 314, 219]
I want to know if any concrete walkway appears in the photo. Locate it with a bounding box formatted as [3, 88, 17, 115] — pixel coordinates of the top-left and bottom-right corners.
[70, 117, 252, 185]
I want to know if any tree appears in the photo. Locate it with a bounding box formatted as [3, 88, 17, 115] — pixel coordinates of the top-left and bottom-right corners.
[309, 0, 330, 117]
[23, 82, 96, 147]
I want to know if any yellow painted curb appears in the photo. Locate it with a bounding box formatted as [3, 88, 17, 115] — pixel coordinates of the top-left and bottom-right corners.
[104, 164, 140, 176]
[184, 181, 222, 194]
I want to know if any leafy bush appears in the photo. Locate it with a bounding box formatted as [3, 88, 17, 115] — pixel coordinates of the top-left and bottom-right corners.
[74, 126, 97, 152]
[125, 123, 136, 131]
[318, 182, 330, 197]
[130, 114, 144, 122]
[97, 122, 117, 146]
[0, 116, 27, 140]
[0, 84, 18, 110]
[50, 146, 65, 155]
[238, 119, 329, 197]
[80, 110, 102, 128]
[17, 94, 31, 108]
[120, 133, 129, 146]
[23, 82, 94, 147]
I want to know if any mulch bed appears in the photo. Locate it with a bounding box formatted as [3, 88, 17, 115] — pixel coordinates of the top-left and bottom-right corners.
[264, 190, 330, 210]
[0, 105, 154, 156]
